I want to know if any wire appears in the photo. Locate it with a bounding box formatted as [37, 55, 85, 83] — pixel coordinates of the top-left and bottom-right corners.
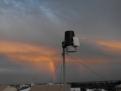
[77, 61, 107, 80]
[67, 55, 108, 81]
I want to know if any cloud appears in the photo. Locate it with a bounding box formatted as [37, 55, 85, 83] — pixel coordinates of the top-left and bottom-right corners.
[96, 40, 121, 53]
[0, 39, 114, 82]
[0, 0, 121, 82]
[0, 40, 59, 80]
[0, 38, 121, 82]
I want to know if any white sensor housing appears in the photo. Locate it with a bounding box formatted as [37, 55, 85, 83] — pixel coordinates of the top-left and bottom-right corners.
[73, 36, 80, 47]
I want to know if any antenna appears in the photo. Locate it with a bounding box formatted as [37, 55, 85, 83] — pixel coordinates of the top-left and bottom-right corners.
[62, 30, 80, 91]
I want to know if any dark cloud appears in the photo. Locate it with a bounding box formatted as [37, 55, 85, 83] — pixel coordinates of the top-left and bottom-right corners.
[0, 0, 121, 83]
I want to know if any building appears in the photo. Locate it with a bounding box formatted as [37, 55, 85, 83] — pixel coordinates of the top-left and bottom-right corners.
[30, 84, 70, 91]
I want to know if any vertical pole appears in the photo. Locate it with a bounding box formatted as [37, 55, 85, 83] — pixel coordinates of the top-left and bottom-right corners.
[62, 47, 66, 91]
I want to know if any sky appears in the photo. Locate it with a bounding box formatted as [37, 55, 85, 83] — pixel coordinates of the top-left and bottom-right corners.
[0, 0, 121, 84]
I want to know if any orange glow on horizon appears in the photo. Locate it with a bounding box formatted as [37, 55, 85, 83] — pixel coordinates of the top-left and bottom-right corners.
[0, 40, 58, 79]
[66, 56, 109, 65]
[0, 39, 114, 80]
[96, 40, 121, 53]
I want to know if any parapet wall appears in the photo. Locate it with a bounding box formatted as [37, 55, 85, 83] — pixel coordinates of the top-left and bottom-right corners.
[30, 84, 70, 91]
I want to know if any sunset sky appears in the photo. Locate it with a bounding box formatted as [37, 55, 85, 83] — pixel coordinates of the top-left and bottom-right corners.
[0, 0, 121, 84]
